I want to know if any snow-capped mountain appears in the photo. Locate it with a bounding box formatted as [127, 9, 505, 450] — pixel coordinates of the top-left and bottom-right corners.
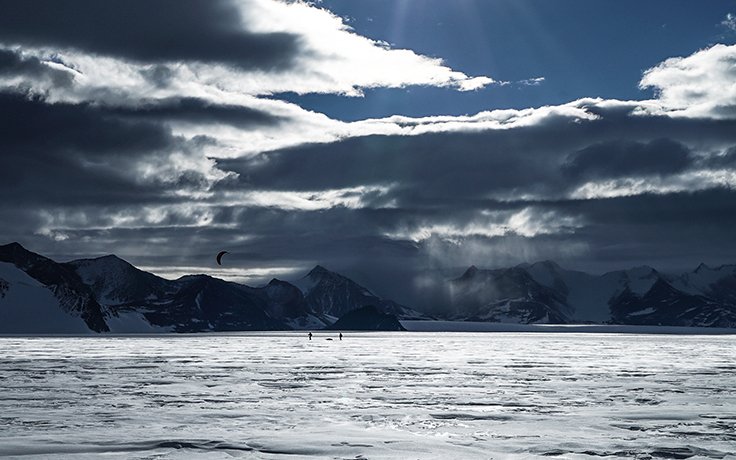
[68, 255, 175, 306]
[669, 263, 736, 303]
[65, 254, 324, 332]
[2, 241, 735, 332]
[0, 243, 414, 333]
[609, 278, 734, 327]
[446, 261, 736, 327]
[0, 242, 108, 333]
[520, 261, 662, 322]
[295, 265, 429, 322]
[448, 265, 572, 324]
[262, 278, 325, 330]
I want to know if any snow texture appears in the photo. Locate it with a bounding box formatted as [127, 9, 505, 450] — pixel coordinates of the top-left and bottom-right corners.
[0, 262, 91, 334]
[0, 332, 735, 459]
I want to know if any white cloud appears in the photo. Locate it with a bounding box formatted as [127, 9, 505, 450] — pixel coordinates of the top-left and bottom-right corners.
[638, 44, 736, 118]
[240, 0, 497, 95]
[386, 208, 582, 243]
[8, 4, 736, 223]
[138, 265, 304, 284]
[570, 168, 736, 199]
[722, 13, 736, 32]
[177, 97, 601, 159]
[518, 77, 545, 86]
[0, 0, 495, 103]
[218, 185, 395, 211]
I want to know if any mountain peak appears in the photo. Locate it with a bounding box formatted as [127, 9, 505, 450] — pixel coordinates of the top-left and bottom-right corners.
[460, 265, 479, 279]
[308, 265, 332, 277]
[534, 260, 561, 269]
[629, 265, 658, 276]
[68, 253, 141, 274]
[695, 262, 709, 273]
[83, 254, 132, 266]
[0, 242, 46, 267]
[267, 277, 292, 287]
[97, 254, 125, 261]
[0, 241, 29, 256]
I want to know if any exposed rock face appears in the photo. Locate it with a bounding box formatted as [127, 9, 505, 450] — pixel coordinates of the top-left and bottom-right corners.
[449, 265, 572, 324]
[0, 242, 108, 332]
[0, 278, 8, 298]
[0, 244, 416, 332]
[326, 305, 406, 331]
[445, 261, 736, 328]
[3, 241, 736, 332]
[296, 265, 429, 322]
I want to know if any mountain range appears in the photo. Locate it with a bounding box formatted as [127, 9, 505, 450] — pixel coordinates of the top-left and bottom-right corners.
[0, 242, 423, 333]
[1, 242, 735, 333]
[448, 261, 736, 328]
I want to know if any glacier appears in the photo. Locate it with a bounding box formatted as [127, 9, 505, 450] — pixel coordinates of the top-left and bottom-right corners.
[0, 332, 734, 459]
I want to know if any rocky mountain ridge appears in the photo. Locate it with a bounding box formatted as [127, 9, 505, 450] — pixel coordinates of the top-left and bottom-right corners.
[2, 242, 736, 332]
[0, 243, 414, 333]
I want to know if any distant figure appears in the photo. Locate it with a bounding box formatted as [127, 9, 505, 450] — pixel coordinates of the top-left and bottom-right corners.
[339, 332, 343, 341]
[308, 332, 312, 341]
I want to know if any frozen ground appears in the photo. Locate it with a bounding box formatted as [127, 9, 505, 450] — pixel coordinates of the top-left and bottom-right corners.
[403, 321, 736, 335]
[0, 333, 735, 459]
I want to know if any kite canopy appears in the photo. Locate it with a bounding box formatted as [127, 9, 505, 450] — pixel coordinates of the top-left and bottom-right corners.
[216, 251, 228, 265]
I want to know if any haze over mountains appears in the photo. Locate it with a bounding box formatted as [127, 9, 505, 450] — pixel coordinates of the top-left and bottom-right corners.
[0, 243, 423, 333]
[1, 242, 735, 333]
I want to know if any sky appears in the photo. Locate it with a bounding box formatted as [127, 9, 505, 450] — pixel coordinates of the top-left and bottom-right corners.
[2, 0, 736, 306]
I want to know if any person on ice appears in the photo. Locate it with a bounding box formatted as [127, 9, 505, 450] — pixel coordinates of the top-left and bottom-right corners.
[339, 332, 343, 341]
[308, 332, 312, 341]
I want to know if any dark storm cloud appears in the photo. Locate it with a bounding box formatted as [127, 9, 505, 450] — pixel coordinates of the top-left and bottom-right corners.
[4, 85, 736, 305]
[0, 92, 189, 206]
[547, 189, 736, 270]
[224, 107, 736, 209]
[562, 138, 693, 180]
[0, 92, 171, 155]
[0, 0, 299, 70]
[109, 97, 283, 128]
[0, 92, 281, 158]
[0, 87, 287, 212]
[197, 103, 736, 302]
[702, 145, 736, 168]
[140, 66, 176, 88]
[0, 48, 75, 87]
[225, 116, 580, 201]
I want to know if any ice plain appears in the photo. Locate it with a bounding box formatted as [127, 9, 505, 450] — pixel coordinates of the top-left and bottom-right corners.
[1, 332, 735, 459]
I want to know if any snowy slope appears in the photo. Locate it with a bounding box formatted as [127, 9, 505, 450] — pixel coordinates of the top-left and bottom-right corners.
[0, 243, 108, 332]
[670, 263, 736, 302]
[295, 265, 429, 322]
[449, 261, 736, 327]
[0, 262, 91, 334]
[3, 334, 734, 458]
[66, 255, 321, 332]
[3, 241, 735, 332]
[523, 262, 662, 322]
[449, 265, 572, 324]
[68, 255, 175, 305]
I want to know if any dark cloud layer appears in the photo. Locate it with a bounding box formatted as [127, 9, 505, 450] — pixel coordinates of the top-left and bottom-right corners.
[0, 92, 197, 206]
[0, 49, 75, 87]
[4, 89, 736, 290]
[109, 97, 283, 128]
[563, 138, 693, 180]
[0, 0, 299, 70]
[1, 2, 736, 313]
[225, 107, 736, 207]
